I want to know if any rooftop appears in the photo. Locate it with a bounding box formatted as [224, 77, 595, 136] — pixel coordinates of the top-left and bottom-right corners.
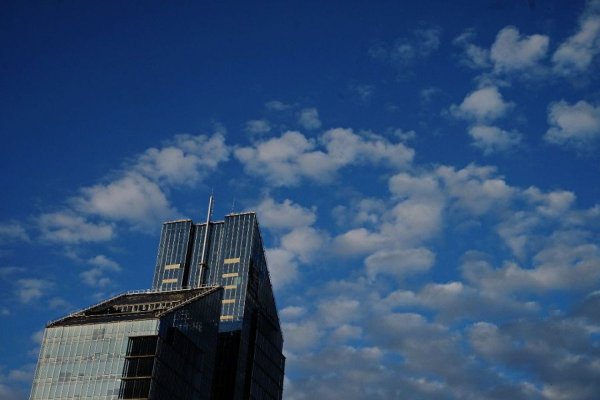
[48, 286, 221, 327]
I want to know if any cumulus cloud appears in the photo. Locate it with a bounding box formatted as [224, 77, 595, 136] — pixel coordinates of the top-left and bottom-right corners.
[75, 173, 176, 228]
[462, 242, 600, 294]
[269, 155, 600, 398]
[15, 278, 52, 303]
[254, 198, 316, 230]
[258, 197, 326, 289]
[365, 247, 435, 280]
[38, 211, 115, 244]
[79, 255, 121, 288]
[450, 86, 513, 123]
[436, 164, 515, 216]
[490, 26, 549, 74]
[298, 108, 322, 130]
[265, 100, 293, 111]
[37, 132, 229, 241]
[544, 100, 600, 149]
[235, 128, 413, 187]
[0, 221, 30, 243]
[453, 29, 490, 69]
[468, 125, 522, 154]
[469, 313, 600, 400]
[245, 119, 271, 134]
[552, 2, 600, 76]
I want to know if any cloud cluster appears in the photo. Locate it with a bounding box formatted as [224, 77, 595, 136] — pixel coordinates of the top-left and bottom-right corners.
[451, 1, 600, 152]
[282, 160, 600, 399]
[254, 197, 326, 289]
[552, 1, 600, 76]
[235, 127, 414, 186]
[490, 26, 549, 74]
[544, 100, 600, 149]
[449, 85, 522, 154]
[39, 132, 229, 241]
[79, 255, 121, 288]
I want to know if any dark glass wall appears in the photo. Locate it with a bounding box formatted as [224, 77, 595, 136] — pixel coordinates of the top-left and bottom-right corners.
[151, 213, 285, 399]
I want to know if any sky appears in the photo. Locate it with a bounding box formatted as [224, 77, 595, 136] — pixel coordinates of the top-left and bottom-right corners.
[1, 0, 600, 398]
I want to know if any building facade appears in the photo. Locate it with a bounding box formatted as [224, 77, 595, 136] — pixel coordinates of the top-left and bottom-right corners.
[152, 212, 285, 400]
[29, 206, 285, 400]
[30, 287, 222, 400]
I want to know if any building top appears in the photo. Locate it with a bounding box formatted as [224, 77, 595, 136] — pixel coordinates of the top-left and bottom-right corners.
[162, 211, 258, 226]
[48, 286, 221, 327]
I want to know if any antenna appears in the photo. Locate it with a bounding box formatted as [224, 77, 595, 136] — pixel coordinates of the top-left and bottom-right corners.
[199, 194, 214, 284]
[230, 198, 236, 214]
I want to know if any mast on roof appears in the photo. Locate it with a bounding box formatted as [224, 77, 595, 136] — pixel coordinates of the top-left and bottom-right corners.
[199, 194, 214, 285]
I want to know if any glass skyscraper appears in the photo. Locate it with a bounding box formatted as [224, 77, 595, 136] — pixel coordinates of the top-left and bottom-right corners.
[30, 206, 285, 400]
[152, 212, 285, 399]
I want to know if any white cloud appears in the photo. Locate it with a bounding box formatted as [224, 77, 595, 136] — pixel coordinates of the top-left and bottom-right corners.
[0, 221, 29, 243]
[280, 306, 306, 320]
[266, 247, 299, 289]
[39, 133, 229, 238]
[31, 330, 44, 345]
[544, 100, 600, 149]
[468, 125, 522, 154]
[79, 255, 121, 288]
[254, 198, 316, 230]
[280, 226, 325, 263]
[524, 187, 576, 217]
[265, 100, 292, 111]
[365, 247, 435, 280]
[332, 198, 386, 227]
[245, 119, 271, 134]
[453, 29, 490, 69]
[235, 131, 329, 186]
[75, 173, 176, 229]
[322, 128, 414, 168]
[462, 242, 600, 294]
[258, 197, 327, 289]
[38, 211, 115, 244]
[235, 129, 413, 187]
[16, 278, 52, 303]
[490, 26, 549, 74]
[436, 164, 515, 216]
[332, 228, 386, 256]
[469, 314, 600, 400]
[48, 297, 71, 310]
[282, 321, 322, 352]
[450, 86, 513, 123]
[298, 108, 322, 130]
[317, 298, 361, 327]
[552, 2, 600, 76]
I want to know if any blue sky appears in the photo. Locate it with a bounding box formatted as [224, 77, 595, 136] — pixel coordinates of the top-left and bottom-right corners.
[1, 0, 600, 398]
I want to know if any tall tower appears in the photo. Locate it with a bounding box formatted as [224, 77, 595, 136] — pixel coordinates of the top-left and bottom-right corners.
[152, 204, 285, 399]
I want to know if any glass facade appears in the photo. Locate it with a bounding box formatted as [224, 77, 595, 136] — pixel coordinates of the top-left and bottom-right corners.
[153, 212, 285, 399]
[30, 287, 222, 400]
[30, 210, 285, 400]
[30, 320, 159, 399]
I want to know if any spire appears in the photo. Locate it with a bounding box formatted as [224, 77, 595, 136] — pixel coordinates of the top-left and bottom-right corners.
[199, 194, 214, 284]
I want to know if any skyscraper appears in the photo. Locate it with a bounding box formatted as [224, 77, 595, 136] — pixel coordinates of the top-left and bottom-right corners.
[152, 204, 285, 399]
[29, 199, 285, 400]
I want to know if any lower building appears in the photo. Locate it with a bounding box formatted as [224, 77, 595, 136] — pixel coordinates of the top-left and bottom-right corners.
[29, 287, 222, 400]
